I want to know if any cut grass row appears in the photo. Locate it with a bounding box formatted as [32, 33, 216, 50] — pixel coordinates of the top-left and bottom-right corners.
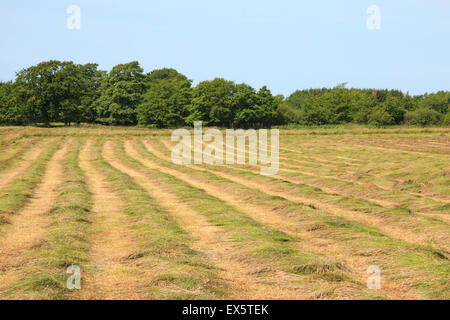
[0, 138, 61, 227]
[234, 136, 450, 201]
[91, 139, 228, 299]
[276, 160, 449, 201]
[5, 138, 227, 299]
[155, 138, 450, 250]
[5, 139, 92, 299]
[200, 136, 450, 213]
[136, 137, 449, 299]
[0, 141, 70, 298]
[0, 137, 38, 169]
[280, 134, 449, 168]
[75, 140, 146, 299]
[0, 131, 447, 299]
[113, 139, 389, 299]
[279, 135, 449, 193]
[101, 146, 307, 299]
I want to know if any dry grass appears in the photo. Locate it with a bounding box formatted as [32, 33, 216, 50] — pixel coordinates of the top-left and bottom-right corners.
[0, 140, 68, 295]
[74, 141, 146, 300]
[0, 126, 448, 300]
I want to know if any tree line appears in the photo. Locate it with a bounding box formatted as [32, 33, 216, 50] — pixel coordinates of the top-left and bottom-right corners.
[0, 60, 449, 127]
[281, 85, 450, 127]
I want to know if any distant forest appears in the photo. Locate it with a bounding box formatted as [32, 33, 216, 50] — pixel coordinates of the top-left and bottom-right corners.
[1, 60, 449, 128]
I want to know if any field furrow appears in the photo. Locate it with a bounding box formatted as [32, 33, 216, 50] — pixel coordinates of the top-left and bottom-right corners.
[232, 138, 450, 204]
[106, 141, 310, 299]
[0, 139, 61, 226]
[118, 139, 381, 299]
[0, 127, 448, 300]
[130, 140, 425, 299]
[0, 138, 37, 168]
[6, 139, 94, 299]
[75, 140, 146, 300]
[208, 138, 450, 211]
[0, 140, 50, 191]
[0, 139, 68, 297]
[154, 138, 450, 251]
[139, 138, 449, 299]
[101, 140, 228, 299]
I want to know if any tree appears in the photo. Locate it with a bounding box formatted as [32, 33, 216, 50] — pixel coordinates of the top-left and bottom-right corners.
[277, 102, 302, 125]
[186, 78, 236, 126]
[2, 59, 449, 128]
[137, 68, 192, 128]
[14, 60, 100, 126]
[234, 86, 280, 128]
[368, 106, 395, 126]
[78, 64, 106, 123]
[55, 61, 85, 126]
[418, 91, 449, 115]
[378, 95, 406, 124]
[350, 91, 378, 124]
[442, 113, 450, 126]
[0, 81, 30, 125]
[144, 68, 188, 84]
[94, 61, 145, 125]
[295, 95, 332, 125]
[404, 107, 442, 126]
[230, 83, 258, 126]
[255, 86, 281, 127]
[286, 88, 328, 110]
[16, 60, 66, 126]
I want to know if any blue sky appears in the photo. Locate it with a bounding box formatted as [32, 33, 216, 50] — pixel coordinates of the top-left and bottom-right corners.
[0, 0, 449, 96]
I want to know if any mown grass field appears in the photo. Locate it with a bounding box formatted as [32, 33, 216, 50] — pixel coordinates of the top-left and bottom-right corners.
[0, 126, 449, 300]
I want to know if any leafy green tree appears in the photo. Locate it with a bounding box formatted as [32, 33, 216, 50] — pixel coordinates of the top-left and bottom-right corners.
[323, 88, 353, 123]
[368, 106, 395, 126]
[230, 84, 258, 126]
[404, 107, 442, 126]
[374, 90, 388, 103]
[144, 68, 188, 84]
[186, 78, 236, 126]
[234, 86, 280, 128]
[55, 61, 85, 125]
[0, 81, 30, 125]
[255, 86, 281, 127]
[2, 59, 449, 128]
[14, 60, 100, 126]
[418, 91, 449, 115]
[15, 60, 67, 126]
[296, 95, 332, 125]
[137, 68, 192, 128]
[94, 61, 145, 125]
[277, 102, 302, 124]
[366, 95, 406, 127]
[350, 92, 378, 124]
[286, 88, 328, 110]
[442, 113, 450, 126]
[379, 95, 406, 124]
[78, 64, 106, 123]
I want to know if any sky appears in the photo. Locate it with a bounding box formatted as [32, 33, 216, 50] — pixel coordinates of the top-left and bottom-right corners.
[0, 0, 449, 97]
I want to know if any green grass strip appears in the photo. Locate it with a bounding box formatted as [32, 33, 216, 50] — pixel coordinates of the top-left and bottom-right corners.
[8, 138, 93, 299]
[0, 138, 61, 226]
[116, 139, 385, 299]
[92, 138, 228, 299]
[138, 138, 450, 299]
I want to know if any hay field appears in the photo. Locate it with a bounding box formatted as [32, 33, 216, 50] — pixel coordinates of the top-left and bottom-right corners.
[0, 126, 448, 300]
